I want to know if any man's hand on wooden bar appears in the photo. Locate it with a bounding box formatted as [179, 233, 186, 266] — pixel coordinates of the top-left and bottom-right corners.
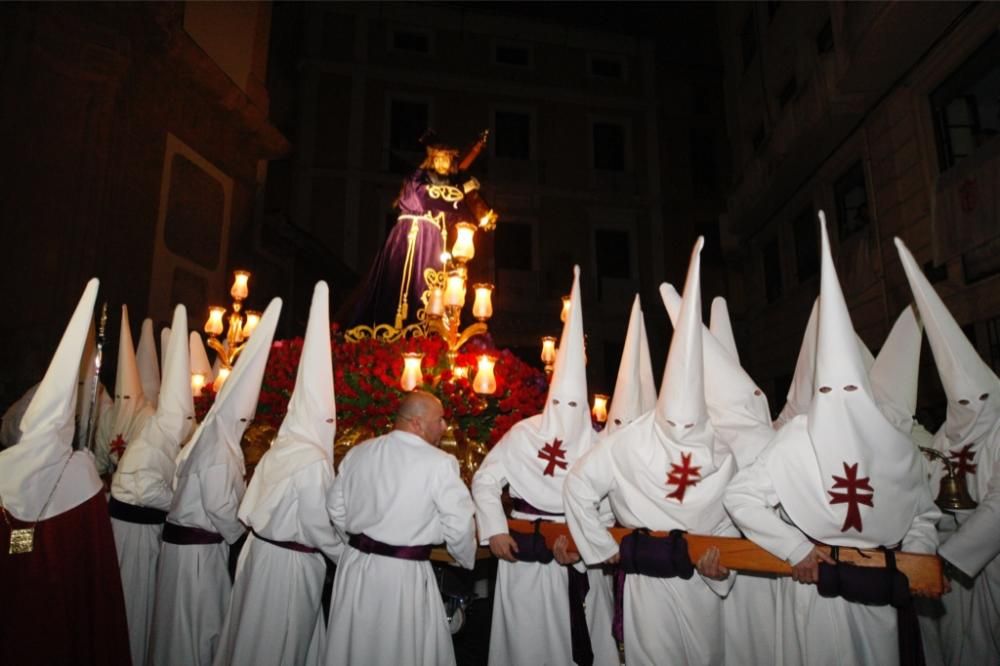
[489, 534, 520, 562]
[696, 546, 730, 580]
[553, 535, 581, 565]
[792, 546, 835, 584]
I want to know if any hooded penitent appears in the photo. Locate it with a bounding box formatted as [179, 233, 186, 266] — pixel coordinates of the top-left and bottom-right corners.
[240, 282, 335, 523]
[96, 306, 155, 472]
[661, 286, 772, 468]
[599, 238, 736, 532]
[895, 237, 1000, 501]
[869, 306, 923, 435]
[0, 279, 105, 520]
[113, 305, 196, 503]
[188, 331, 215, 384]
[174, 298, 282, 481]
[485, 265, 593, 513]
[137, 318, 161, 408]
[774, 301, 877, 429]
[766, 214, 926, 548]
[605, 295, 657, 434]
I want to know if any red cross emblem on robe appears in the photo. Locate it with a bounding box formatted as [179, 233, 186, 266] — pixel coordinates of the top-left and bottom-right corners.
[828, 462, 874, 533]
[949, 443, 977, 479]
[665, 451, 701, 502]
[538, 438, 568, 476]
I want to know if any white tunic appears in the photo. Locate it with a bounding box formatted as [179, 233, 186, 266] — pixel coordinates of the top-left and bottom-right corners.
[111, 435, 177, 666]
[213, 461, 342, 666]
[323, 430, 476, 666]
[724, 441, 940, 665]
[924, 423, 1000, 665]
[473, 418, 620, 666]
[563, 415, 738, 666]
[148, 452, 246, 666]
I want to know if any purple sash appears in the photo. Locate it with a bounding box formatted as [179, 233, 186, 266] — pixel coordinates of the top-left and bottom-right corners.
[613, 529, 694, 642]
[347, 532, 433, 560]
[817, 546, 923, 666]
[511, 497, 564, 518]
[162, 522, 225, 545]
[108, 496, 167, 525]
[251, 529, 319, 554]
[509, 520, 593, 666]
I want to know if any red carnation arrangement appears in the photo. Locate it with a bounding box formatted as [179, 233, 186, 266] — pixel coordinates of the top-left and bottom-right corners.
[195, 324, 548, 448]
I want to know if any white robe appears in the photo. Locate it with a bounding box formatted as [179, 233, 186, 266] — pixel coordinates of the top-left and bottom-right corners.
[323, 430, 476, 666]
[562, 424, 737, 666]
[110, 424, 181, 666]
[148, 456, 246, 666]
[473, 423, 620, 666]
[925, 422, 1000, 665]
[213, 461, 342, 666]
[724, 442, 940, 665]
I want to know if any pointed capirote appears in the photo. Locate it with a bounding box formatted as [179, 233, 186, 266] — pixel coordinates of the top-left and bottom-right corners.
[0, 279, 103, 519]
[605, 295, 657, 434]
[160, 327, 171, 377]
[869, 306, 922, 434]
[766, 211, 926, 549]
[189, 331, 215, 382]
[241, 282, 336, 522]
[895, 236, 1000, 448]
[656, 237, 708, 433]
[539, 265, 592, 444]
[136, 318, 161, 408]
[709, 297, 740, 362]
[661, 282, 772, 465]
[176, 298, 283, 475]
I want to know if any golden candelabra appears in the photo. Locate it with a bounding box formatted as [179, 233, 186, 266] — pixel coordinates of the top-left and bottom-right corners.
[203, 270, 261, 389]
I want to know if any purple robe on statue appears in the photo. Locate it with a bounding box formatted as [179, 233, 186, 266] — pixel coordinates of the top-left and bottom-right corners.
[351, 169, 476, 329]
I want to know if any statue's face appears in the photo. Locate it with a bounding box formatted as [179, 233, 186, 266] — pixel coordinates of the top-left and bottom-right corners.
[431, 153, 452, 175]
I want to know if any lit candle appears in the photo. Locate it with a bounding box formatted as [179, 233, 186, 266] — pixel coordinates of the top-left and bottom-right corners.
[399, 352, 424, 391]
[427, 287, 444, 317]
[242, 311, 261, 339]
[451, 223, 477, 263]
[443, 272, 466, 308]
[231, 270, 250, 300]
[592, 394, 609, 424]
[472, 283, 494, 320]
[540, 336, 557, 365]
[205, 307, 226, 336]
[560, 295, 571, 323]
[453, 366, 469, 380]
[191, 373, 206, 398]
[213, 367, 231, 392]
[473, 355, 497, 394]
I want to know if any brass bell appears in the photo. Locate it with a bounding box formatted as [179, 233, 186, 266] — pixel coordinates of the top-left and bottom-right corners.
[920, 447, 979, 511]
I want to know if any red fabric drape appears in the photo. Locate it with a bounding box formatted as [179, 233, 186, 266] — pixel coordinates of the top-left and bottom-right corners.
[1, 491, 132, 665]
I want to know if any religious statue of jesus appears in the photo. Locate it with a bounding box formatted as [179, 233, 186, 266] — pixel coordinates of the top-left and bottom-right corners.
[350, 131, 497, 330]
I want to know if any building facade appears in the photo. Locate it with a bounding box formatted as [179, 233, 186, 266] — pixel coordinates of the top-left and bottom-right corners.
[717, 1, 1000, 423]
[0, 2, 288, 407]
[276, 2, 726, 392]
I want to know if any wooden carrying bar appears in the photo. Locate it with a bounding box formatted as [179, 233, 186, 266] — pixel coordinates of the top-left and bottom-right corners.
[508, 519, 944, 598]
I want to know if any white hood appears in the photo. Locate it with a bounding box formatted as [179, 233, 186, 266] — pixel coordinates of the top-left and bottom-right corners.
[241, 282, 336, 525]
[189, 331, 215, 382]
[767, 213, 926, 548]
[870, 306, 923, 434]
[175, 298, 282, 480]
[605, 295, 656, 434]
[0, 279, 104, 520]
[661, 285, 773, 468]
[136, 317, 161, 408]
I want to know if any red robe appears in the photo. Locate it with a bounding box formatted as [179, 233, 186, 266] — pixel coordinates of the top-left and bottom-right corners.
[0, 491, 132, 665]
